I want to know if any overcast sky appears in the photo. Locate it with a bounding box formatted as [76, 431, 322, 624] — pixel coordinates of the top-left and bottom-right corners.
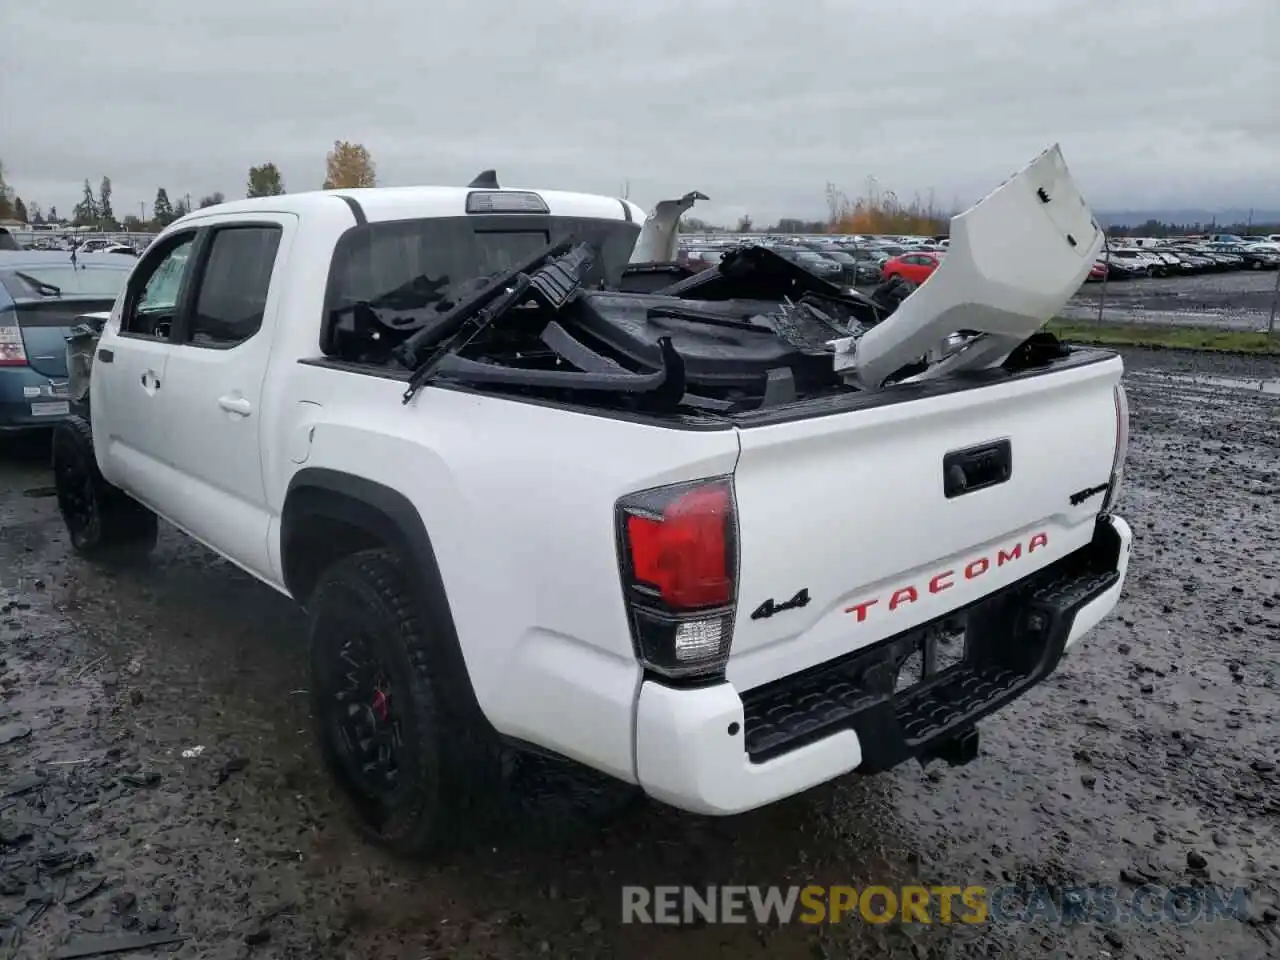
[4, 0, 1277, 225]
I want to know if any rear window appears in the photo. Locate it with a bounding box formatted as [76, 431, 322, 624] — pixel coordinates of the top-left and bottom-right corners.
[3, 264, 132, 298]
[325, 215, 639, 316]
[9, 299, 118, 328]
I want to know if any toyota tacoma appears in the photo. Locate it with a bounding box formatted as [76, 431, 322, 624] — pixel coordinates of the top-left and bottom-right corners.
[52, 146, 1131, 854]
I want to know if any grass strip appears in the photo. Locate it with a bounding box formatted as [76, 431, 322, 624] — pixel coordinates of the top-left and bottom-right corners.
[1048, 321, 1278, 354]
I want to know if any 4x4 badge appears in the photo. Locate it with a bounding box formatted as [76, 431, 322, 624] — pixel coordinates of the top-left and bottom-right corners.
[750, 588, 811, 621]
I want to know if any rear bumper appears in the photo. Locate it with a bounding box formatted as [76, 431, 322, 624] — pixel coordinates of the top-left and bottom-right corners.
[634, 514, 1132, 815]
[0, 368, 72, 431]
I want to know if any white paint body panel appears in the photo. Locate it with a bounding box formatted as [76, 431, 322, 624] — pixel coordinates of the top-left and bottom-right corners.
[839, 144, 1105, 388]
[86, 180, 1131, 813]
[636, 515, 1132, 814]
[727, 351, 1122, 692]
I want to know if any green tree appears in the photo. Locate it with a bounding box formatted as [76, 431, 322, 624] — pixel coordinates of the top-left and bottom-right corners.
[73, 179, 98, 225]
[13, 197, 27, 223]
[322, 141, 376, 189]
[679, 216, 718, 233]
[28, 202, 44, 224]
[98, 176, 114, 225]
[152, 188, 174, 226]
[0, 159, 12, 220]
[198, 192, 226, 209]
[172, 197, 191, 220]
[735, 213, 754, 233]
[246, 162, 286, 197]
[48, 204, 58, 223]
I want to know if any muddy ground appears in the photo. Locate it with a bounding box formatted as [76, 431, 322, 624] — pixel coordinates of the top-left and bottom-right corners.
[0, 348, 1277, 960]
[1061, 269, 1280, 331]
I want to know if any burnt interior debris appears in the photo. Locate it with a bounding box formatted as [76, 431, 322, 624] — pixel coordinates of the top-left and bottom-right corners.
[323, 243, 1067, 415]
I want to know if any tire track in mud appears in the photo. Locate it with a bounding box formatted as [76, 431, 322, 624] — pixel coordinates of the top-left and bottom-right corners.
[0, 348, 1277, 958]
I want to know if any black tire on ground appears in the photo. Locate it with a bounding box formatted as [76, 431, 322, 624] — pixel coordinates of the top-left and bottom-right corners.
[52, 415, 158, 562]
[307, 548, 504, 856]
[1251, 260, 1263, 270]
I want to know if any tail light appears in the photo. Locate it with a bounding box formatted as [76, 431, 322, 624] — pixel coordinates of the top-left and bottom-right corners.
[0, 314, 27, 366]
[1100, 383, 1129, 514]
[616, 477, 738, 680]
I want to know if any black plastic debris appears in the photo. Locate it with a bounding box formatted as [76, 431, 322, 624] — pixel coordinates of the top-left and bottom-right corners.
[117, 771, 159, 788]
[216, 756, 249, 786]
[0, 723, 32, 745]
[3, 773, 44, 798]
[52, 931, 188, 959]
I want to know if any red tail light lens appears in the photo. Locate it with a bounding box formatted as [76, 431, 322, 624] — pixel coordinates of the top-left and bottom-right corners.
[617, 478, 738, 680]
[625, 484, 732, 609]
[0, 322, 28, 366]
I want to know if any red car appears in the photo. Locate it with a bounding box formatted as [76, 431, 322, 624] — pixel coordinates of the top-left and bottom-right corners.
[1087, 261, 1108, 282]
[881, 251, 942, 285]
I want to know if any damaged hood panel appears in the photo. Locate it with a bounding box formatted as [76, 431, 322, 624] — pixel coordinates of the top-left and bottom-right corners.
[834, 144, 1104, 388]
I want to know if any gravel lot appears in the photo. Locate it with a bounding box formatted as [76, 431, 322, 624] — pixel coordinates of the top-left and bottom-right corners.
[0, 348, 1277, 959]
[1061, 269, 1280, 331]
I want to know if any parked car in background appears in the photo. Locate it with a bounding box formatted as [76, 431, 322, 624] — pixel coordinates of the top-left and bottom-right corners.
[1096, 252, 1147, 279]
[1165, 250, 1215, 273]
[1147, 250, 1191, 274]
[1201, 249, 1245, 269]
[73, 238, 124, 256]
[1086, 261, 1108, 281]
[880, 251, 942, 286]
[676, 248, 725, 273]
[767, 245, 845, 282]
[809, 249, 864, 286]
[1105, 248, 1165, 276]
[0, 252, 137, 432]
[1208, 245, 1280, 270]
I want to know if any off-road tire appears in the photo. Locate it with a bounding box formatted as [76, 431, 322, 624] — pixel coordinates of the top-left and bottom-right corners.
[307, 548, 504, 855]
[52, 415, 158, 563]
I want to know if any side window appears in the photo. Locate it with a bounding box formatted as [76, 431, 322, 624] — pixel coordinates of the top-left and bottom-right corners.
[122, 235, 196, 339]
[186, 225, 282, 349]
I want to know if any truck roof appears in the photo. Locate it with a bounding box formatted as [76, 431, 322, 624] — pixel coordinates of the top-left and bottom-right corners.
[174, 186, 647, 227]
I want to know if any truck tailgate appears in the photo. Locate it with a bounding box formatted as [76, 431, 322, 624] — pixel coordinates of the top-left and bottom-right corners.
[727, 352, 1122, 691]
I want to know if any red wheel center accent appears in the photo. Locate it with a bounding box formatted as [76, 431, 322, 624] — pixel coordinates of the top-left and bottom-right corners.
[372, 689, 389, 722]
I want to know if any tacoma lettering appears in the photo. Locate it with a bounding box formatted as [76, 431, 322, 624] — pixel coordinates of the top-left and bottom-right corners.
[844, 533, 1049, 620]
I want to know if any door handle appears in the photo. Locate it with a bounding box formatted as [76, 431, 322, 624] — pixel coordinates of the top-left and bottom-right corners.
[218, 395, 253, 417]
[943, 439, 1012, 498]
[97, 348, 114, 363]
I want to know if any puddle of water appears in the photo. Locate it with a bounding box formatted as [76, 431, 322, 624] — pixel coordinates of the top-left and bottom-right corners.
[1165, 374, 1280, 395]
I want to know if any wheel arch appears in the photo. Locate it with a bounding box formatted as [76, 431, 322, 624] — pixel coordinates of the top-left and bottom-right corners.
[281, 468, 488, 723]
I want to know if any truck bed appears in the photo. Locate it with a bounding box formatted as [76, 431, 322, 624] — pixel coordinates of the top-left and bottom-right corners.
[299, 341, 1117, 430]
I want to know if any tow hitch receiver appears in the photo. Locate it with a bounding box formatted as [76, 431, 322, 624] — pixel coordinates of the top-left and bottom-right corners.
[922, 728, 980, 768]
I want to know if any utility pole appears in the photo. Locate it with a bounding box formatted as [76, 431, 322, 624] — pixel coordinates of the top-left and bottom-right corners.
[184, 192, 191, 211]
[139, 201, 145, 222]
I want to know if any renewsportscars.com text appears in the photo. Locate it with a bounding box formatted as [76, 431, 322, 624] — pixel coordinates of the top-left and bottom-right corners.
[621, 884, 1251, 926]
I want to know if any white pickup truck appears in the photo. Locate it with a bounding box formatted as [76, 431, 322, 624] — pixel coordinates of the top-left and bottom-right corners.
[53, 147, 1131, 854]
